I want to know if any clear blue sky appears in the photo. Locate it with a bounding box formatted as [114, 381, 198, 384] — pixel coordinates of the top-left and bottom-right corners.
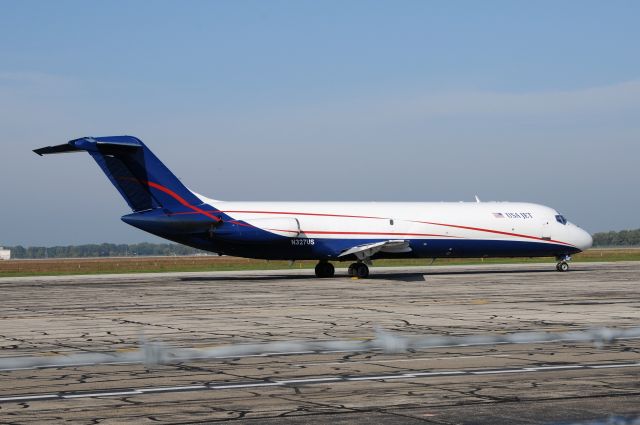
[1, 1, 639, 245]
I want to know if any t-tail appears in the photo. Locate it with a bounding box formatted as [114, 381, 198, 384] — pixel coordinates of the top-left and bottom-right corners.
[34, 136, 223, 239]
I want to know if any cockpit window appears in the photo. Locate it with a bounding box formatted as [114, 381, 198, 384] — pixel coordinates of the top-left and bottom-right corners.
[555, 215, 567, 225]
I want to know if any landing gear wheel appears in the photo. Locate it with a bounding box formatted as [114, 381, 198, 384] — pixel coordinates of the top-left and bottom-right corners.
[315, 261, 335, 278]
[354, 263, 369, 279]
[326, 262, 335, 277]
[348, 263, 358, 277]
[556, 261, 569, 272]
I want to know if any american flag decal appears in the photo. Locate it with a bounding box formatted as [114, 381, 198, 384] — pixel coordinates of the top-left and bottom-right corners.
[493, 212, 504, 218]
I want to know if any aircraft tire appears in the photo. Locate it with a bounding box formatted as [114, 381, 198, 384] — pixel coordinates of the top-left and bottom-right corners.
[325, 262, 335, 277]
[315, 261, 335, 278]
[557, 261, 569, 272]
[348, 263, 357, 277]
[355, 263, 369, 278]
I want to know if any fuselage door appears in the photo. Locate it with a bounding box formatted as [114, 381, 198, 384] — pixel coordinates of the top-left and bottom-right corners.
[541, 221, 551, 240]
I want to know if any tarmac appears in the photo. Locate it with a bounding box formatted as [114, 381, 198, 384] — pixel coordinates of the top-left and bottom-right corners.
[1, 262, 640, 424]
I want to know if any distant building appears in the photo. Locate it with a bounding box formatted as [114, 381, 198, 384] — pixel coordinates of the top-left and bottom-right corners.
[0, 247, 10, 260]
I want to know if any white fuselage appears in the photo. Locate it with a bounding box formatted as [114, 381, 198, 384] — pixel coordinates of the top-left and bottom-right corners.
[197, 195, 593, 255]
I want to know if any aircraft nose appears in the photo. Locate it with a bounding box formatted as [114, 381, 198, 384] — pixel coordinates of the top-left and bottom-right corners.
[574, 227, 593, 251]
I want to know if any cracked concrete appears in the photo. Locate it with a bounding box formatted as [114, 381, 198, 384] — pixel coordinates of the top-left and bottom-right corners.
[0, 262, 639, 424]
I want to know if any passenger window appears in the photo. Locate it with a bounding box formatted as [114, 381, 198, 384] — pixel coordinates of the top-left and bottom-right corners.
[555, 215, 567, 225]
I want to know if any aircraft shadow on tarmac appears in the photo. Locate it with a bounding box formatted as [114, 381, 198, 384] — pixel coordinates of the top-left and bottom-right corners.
[179, 266, 586, 283]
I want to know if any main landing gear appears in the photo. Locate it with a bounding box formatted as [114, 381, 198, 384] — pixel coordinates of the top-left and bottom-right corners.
[313, 261, 370, 278]
[314, 261, 335, 278]
[556, 255, 571, 272]
[348, 262, 369, 278]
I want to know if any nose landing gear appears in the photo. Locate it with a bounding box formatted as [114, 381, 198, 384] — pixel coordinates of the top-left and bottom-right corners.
[556, 255, 571, 272]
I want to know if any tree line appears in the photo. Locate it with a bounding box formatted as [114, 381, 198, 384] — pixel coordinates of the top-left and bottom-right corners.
[7, 243, 209, 259]
[5, 228, 640, 259]
[592, 228, 640, 247]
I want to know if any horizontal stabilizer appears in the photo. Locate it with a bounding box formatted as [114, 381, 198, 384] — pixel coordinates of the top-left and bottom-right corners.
[339, 240, 411, 260]
[34, 138, 142, 156]
[33, 144, 82, 156]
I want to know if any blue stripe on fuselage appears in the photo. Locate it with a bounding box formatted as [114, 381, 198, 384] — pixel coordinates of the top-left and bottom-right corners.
[180, 234, 581, 260]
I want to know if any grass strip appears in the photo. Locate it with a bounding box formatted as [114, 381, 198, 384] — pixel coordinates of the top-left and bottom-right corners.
[1, 248, 638, 278]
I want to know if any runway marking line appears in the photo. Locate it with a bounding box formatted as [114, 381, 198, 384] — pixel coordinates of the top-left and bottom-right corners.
[0, 394, 58, 402]
[471, 369, 533, 375]
[528, 365, 584, 371]
[277, 377, 342, 384]
[138, 385, 207, 393]
[63, 390, 141, 399]
[3, 361, 640, 404]
[211, 382, 282, 389]
[347, 374, 416, 381]
[411, 371, 466, 376]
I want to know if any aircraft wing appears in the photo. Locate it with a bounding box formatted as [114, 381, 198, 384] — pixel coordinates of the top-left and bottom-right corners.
[338, 240, 412, 260]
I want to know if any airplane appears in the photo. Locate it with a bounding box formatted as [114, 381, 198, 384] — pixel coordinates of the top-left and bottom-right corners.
[34, 136, 593, 278]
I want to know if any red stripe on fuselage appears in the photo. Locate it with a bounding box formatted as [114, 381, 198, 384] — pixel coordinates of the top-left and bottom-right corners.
[145, 203, 574, 247]
[413, 220, 574, 247]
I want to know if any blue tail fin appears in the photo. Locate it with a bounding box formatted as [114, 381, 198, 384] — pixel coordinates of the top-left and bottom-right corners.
[34, 136, 208, 214]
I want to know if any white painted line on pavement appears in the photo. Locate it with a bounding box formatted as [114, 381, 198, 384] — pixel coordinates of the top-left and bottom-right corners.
[528, 365, 584, 371]
[277, 377, 342, 384]
[472, 369, 531, 375]
[0, 394, 57, 402]
[411, 371, 466, 376]
[63, 390, 141, 399]
[4, 361, 640, 403]
[138, 385, 207, 393]
[210, 382, 282, 389]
